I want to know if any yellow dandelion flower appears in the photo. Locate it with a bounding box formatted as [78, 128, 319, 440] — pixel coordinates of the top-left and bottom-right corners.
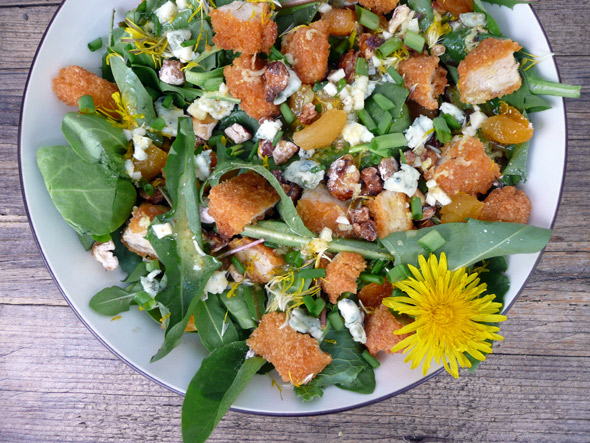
[382, 253, 507, 379]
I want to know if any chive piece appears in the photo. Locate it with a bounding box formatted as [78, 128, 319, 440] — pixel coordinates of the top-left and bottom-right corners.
[377, 111, 393, 135]
[247, 141, 260, 161]
[357, 109, 377, 132]
[337, 78, 347, 92]
[313, 298, 326, 317]
[387, 264, 411, 283]
[377, 37, 402, 58]
[313, 81, 328, 92]
[362, 350, 381, 368]
[399, 150, 407, 164]
[386, 66, 404, 85]
[418, 230, 447, 253]
[371, 133, 406, 151]
[355, 5, 380, 30]
[185, 66, 225, 85]
[284, 250, 304, 268]
[143, 183, 155, 196]
[272, 130, 283, 146]
[404, 30, 425, 52]
[315, 103, 323, 113]
[280, 102, 295, 125]
[181, 39, 198, 48]
[92, 233, 111, 243]
[373, 93, 396, 111]
[270, 46, 289, 63]
[230, 144, 244, 156]
[162, 94, 174, 109]
[263, 241, 279, 249]
[303, 295, 317, 313]
[150, 117, 166, 131]
[231, 256, 246, 274]
[355, 57, 369, 77]
[328, 311, 345, 331]
[433, 116, 452, 144]
[442, 113, 462, 130]
[360, 272, 385, 285]
[78, 95, 95, 114]
[87, 37, 103, 52]
[371, 259, 386, 275]
[411, 196, 423, 220]
[295, 268, 327, 280]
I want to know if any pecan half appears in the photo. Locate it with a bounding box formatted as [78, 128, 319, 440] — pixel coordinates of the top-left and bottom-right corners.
[358, 34, 385, 59]
[224, 123, 252, 144]
[349, 206, 371, 224]
[378, 157, 399, 182]
[259, 139, 274, 158]
[299, 103, 318, 125]
[272, 170, 302, 202]
[338, 49, 359, 83]
[273, 140, 299, 165]
[360, 167, 384, 196]
[159, 59, 185, 86]
[353, 220, 378, 242]
[327, 154, 361, 201]
[263, 61, 290, 103]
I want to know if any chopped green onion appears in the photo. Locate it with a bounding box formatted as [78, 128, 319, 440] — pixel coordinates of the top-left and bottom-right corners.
[270, 46, 289, 63]
[376, 111, 393, 135]
[313, 81, 328, 92]
[92, 233, 111, 243]
[442, 113, 462, 130]
[359, 272, 384, 284]
[355, 5, 380, 30]
[142, 183, 155, 196]
[377, 37, 402, 58]
[263, 241, 280, 249]
[387, 264, 411, 283]
[87, 37, 103, 52]
[357, 109, 377, 132]
[433, 116, 452, 144]
[78, 95, 95, 114]
[410, 196, 423, 220]
[371, 259, 387, 275]
[162, 94, 174, 109]
[247, 141, 260, 161]
[386, 66, 404, 85]
[337, 78, 347, 92]
[181, 39, 197, 48]
[404, 30, 425, 52]
[355, 57, 369, 77]
[315, 103, 323, 113]
[231, 256, 246, 274]
[272, 130, 283, 146]
[295, 268, 327, 280]
[303, 295, 317, 313]
[371, 132, 406, 151]
[373, 93, 395, 111]
[280, 102, 295, 125]
[150, 117, 166, 131]
[328, 311, 345, 331]
[399, 150, 407, 164]
[284, 250, 304, 268]
[418, 230, 447, 253]
[185, 67, 225, 86]
[362, 350, 381, 368]
[229, 144, 244, 156]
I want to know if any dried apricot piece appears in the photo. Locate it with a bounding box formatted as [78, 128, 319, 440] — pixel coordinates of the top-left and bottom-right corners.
[322, 8, 356, 36]
[132, 145, 168, 181]
[481, 104, 534, 144]
[433, 0, 473, 16]
[440, 192, 484, 223]
[293, 109, 347, 150]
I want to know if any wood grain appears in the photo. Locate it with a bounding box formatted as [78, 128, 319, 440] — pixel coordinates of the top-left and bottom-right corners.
[1, 1, 589, 442]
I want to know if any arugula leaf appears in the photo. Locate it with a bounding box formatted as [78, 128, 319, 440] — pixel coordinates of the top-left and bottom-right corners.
[219, 284, 266, 330]
[482, 0, 533, 7]
[89, 285, 136, 316]
[473, 0, 503, 37]
[148, 118, 222, 362]
[499, 140, 530, 185]
[37, 145, 136, 236]
[182, 341, 265, 443]
[193, 293, 240, 352]
[380, 219, 551, 270]
[132, 65, 203, 106]
[275, 2, 318, 36]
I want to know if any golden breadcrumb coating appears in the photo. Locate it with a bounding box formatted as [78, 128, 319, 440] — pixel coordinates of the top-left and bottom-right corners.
[365, 304, 411, 356]
[321, 252, 366, 303]
[367, 190, 413, 239]
[480, 186, 531, 224]
[52, 65, 118, 111]
[398, 54, 448, 110]
[208, 171, 279, 238]
[121, 203, 168, 259]
[458, 38, 522, 104]
[322, 8, 357, 36]
[230, 237, 285, 283]
[296, 185, 356, 238]
[358, 0, 399, 15]
[224, 54, 280, 120]
[246, 312, 332, 384]
[281, 20, 330, 85]
[425, 136, 501, 196]
[358, 281, 393, 308]
[210, 2, 277, 54]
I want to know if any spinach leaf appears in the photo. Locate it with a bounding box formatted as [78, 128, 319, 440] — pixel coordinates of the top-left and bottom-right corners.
[89, 285, 136, 315]
[62, 112, 128, 175]
[37, 145, 136, 236]
[380, 219, 551, 270]
[122, 261, 149, 283]
[371, 83, 409, 120]
[440, 28, 472, 65]
[473, 0, 503, 37]
[208, 162, 313, 237]
[194, 293, 240, 352]
[482, 0, 532, 7]
[218, 110, 260, 135]
[112, 227, 143, 275]
[182, 341, 266, 443]
[499, 140, 530, 185]
[275, 3, 318, 36]
[294, 329, 375, 401]
[493, 81, 551, 114]
[110, 55, 157, 125]
[132, 64, 203, 106]
[220, 284, 266, 330]
[148, 118, 222, 362]
[77, 233, 95, 251]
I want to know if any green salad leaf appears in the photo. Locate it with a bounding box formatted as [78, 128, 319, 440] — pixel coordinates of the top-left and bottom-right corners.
[473, 0, 503, 37]
[194, 293, 240, 352]
[182, 341, 266, 443]
[219, 284, 266, 330]
[500, 140, 530, 185]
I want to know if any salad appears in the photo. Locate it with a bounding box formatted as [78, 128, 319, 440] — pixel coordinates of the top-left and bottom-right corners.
[36, 0, 580, 441]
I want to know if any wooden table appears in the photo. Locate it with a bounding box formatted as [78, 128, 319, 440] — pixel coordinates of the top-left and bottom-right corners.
[1, 1, 589, 441]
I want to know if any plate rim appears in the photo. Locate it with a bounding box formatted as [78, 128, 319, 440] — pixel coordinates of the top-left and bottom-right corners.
[18, 0, 568, 417]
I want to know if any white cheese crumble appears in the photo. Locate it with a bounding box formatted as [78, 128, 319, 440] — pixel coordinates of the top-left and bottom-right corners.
[440, 103, 465, 125]
[319, 227, 333, 242]
[426, 179, 452, 206]
[384, 163, 421, 197]
[187, 83, 235, 120]
[298, 148, 315, 160]
[405, 115, 434, 149]
[328, 68, 346, 83]
[255, 119, 282, 141]
[460, 12, 487, 28]
[194, 150, 212, 181]
[284, 160, 325, 189]
[342, 121, 374, 147]
[140, 270, 162, 298]
[337, 299, 366, 344]
[204, 271, 229, 295]
[155, 98, 185, 137]
[132, 127, 151, 161]
[317, 2, 332, 14]
[289, 308, 323, 341]
[408, 18, 420, 33]
[322, 82, 338, 97]
[462, 110, 488, 137]
[166, 29, 195, 63]
[155, 1, 177, 25]
[273, 68, 301, 105]
[125, 159, 141, 180]
[176, 0, 188, 10]
[152, 223, 174, 239]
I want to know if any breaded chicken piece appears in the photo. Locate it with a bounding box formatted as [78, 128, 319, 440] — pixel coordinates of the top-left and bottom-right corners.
[53, 65, 118, 111]
[398, 55, 448, 110]
[358, 0, 399, 15]
[282, 20, 330, 85]
[425, 136, 501, 196]
[365, 304, 411, 356]
[358, 281, 393, 308]
[367, 190, 413, 239]
[208, 171, 280, 238]
[322, 8, 357, 36]
[321, 252, 366, 303]
[121, 203, 168, 259]
[230, 237, 285, 283]
[296, 185, 355, 238]
[247, 312, 332, 384]
[458, 38, 522, 105]
[224, 54, 280, 120]
[480, 186, 531, 224]
[210, 2, 277, 54]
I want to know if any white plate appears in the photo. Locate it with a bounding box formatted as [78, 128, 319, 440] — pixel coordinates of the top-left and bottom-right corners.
[20, 1, 566, 415]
